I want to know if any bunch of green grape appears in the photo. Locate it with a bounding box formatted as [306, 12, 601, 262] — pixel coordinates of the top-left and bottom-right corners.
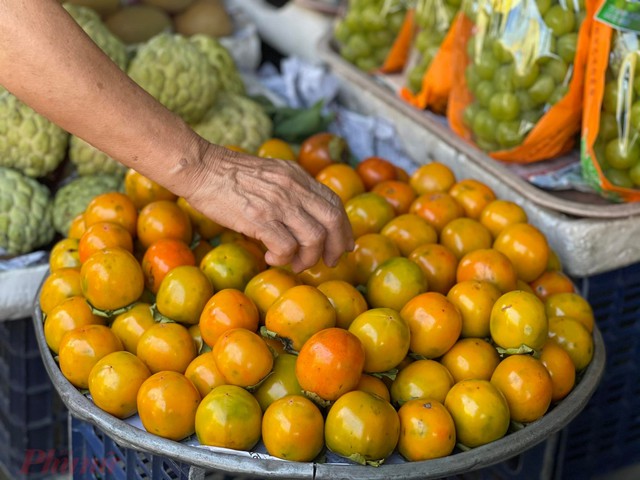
[592, 33, 640, 188]
[405, 0, 460, 93]
[333, 0, 407, 71]
[461, 0, 584, 152]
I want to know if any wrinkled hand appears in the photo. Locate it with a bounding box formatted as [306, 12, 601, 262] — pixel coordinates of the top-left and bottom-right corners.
[185, 145, 354, 272]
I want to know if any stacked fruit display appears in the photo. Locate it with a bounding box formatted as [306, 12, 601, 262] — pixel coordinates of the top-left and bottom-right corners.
[462, 0, 585, 152]
[333, 0, 407, 71]
[0, 2, 268, 256]
[39, 131, 596, 465]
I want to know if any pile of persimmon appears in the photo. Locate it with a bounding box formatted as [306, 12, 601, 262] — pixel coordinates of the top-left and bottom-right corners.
[40, 132, 595, 466]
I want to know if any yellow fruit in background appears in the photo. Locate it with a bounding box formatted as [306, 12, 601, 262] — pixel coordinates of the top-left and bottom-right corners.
[105, 5, 172, 44]
[174, 0, 233, 37]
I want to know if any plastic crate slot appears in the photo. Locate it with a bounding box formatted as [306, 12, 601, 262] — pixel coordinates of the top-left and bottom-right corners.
[71, 419, 191, 480]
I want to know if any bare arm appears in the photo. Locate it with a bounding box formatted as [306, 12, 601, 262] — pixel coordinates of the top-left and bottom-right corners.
[0, 0, 353, 271]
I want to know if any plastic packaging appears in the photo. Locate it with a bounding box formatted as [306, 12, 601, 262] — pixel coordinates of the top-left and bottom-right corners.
[399, 0, 461, 112]
[581, 21, 640, 201]
[448, 0, 594, 163]
[333, 0, 409, 72]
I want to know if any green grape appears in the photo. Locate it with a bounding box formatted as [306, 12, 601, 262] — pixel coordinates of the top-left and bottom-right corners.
[599, 112, 619, 142]
[594, 139, 608, 167]
[476, 51, 499, 80]
[605, 168, 634, 188]
[536, 0, 552, 16]
[557, 33, 578, 64]
[528, 74, 555, 106]
[543, 58, 569, 84]
[496, 121, 526, 148]
[630, 101, 640, 131]
[466, 37, 477, 59]
[629, 162, 640, 186]
[347, 33, 372, 58]
[634, 76, 640, 97]
[476, 137, 499, 152]
[446, 0, 462, 7]
[361, 6, 386, 31]
[356, 57, 379, 71]
[408, 67, 424, 93]
[513, 63, 540, 89]
[521, 109, 544, 125]
[368, 30, 394, 48]
[465, 64, 482, 92]
[494, 65, 515, 92]
[515, 90, 536, 112]
[389, 10, 406, 32]
[544, 6, 576, 37]
[605, 138, 640, 169]
[375, 47, 390, 65]
[340, 44, 359, 62]
[334, 21, 351, 44]
[475, 81, 496, 107]
[549, 84, 568, 105]
[444, 4, 458, 22]
[343, 12, 362, 31]
[472, 109, 498, 142]
[463, 103, 481, 128]
[420, 51, 436, 69]
[414, 30, 431, 52]
[603, 81, 619, 113]
[492, 40, 514, 64]
[489, 92, 521, 121]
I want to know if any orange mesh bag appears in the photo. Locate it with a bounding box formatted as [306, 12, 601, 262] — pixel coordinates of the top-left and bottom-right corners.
[447, 0, 595, 163]
[581, 14, 640, 201]
[333, 0, 410, 72]
[399, 0, 463, 113]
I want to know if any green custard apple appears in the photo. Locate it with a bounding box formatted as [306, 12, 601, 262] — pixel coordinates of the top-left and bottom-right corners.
[127, 32, 219, 124]
[68, 135, 127, 178]
[0, 167, 54, 255]
[52, 173, 123, 236]
[63, 3, 129, 70]
[193, 92, 273, 154]
[0, 90, 69, 178]
[190, 34, 246, 95]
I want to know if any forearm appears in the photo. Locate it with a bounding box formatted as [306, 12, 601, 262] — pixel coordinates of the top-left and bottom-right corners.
[0, 0, 209, 197]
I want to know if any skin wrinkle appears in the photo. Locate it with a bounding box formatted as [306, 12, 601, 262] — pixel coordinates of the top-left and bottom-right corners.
[0, 0, 353, 271]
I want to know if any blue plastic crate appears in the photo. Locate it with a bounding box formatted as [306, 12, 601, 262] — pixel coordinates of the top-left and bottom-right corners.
[0, 318, 68, 479]
[70, 418, 214, 480]
[70, 416, 559, 480]
[557, 262, 640, 478]
[451, 435, 559, 480]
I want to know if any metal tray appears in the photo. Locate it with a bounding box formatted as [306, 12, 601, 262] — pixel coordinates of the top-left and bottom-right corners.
[32, 285, 606, 480]
[316, 32, 640, 277]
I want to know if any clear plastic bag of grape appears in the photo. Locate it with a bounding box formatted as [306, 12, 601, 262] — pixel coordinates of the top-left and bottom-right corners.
[448, 0, 595, 163]
[581, 25, 640, 201]
[404, 0, 460, 91]
[333, 0, 410, 72]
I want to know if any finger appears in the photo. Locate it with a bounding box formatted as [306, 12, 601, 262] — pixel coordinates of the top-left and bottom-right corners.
[285, 207, 328, 273]
[302, 182, 354, 267]
[255, 220, 299, 267]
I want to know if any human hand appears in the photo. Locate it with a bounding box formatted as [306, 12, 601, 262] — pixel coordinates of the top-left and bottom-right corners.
[184, 145, 354, 273]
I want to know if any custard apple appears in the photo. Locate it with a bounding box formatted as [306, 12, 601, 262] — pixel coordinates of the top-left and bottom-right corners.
[69, 135, 127, 178]
[193, 92, 273, 153]
[63, 3, 129, 70]
[52, 174, 123, 236]
[190, 35, 245, 95]
[0, 167, 54, 255]
[127, 33, 219, 124]
[0, 90, 69, 178]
